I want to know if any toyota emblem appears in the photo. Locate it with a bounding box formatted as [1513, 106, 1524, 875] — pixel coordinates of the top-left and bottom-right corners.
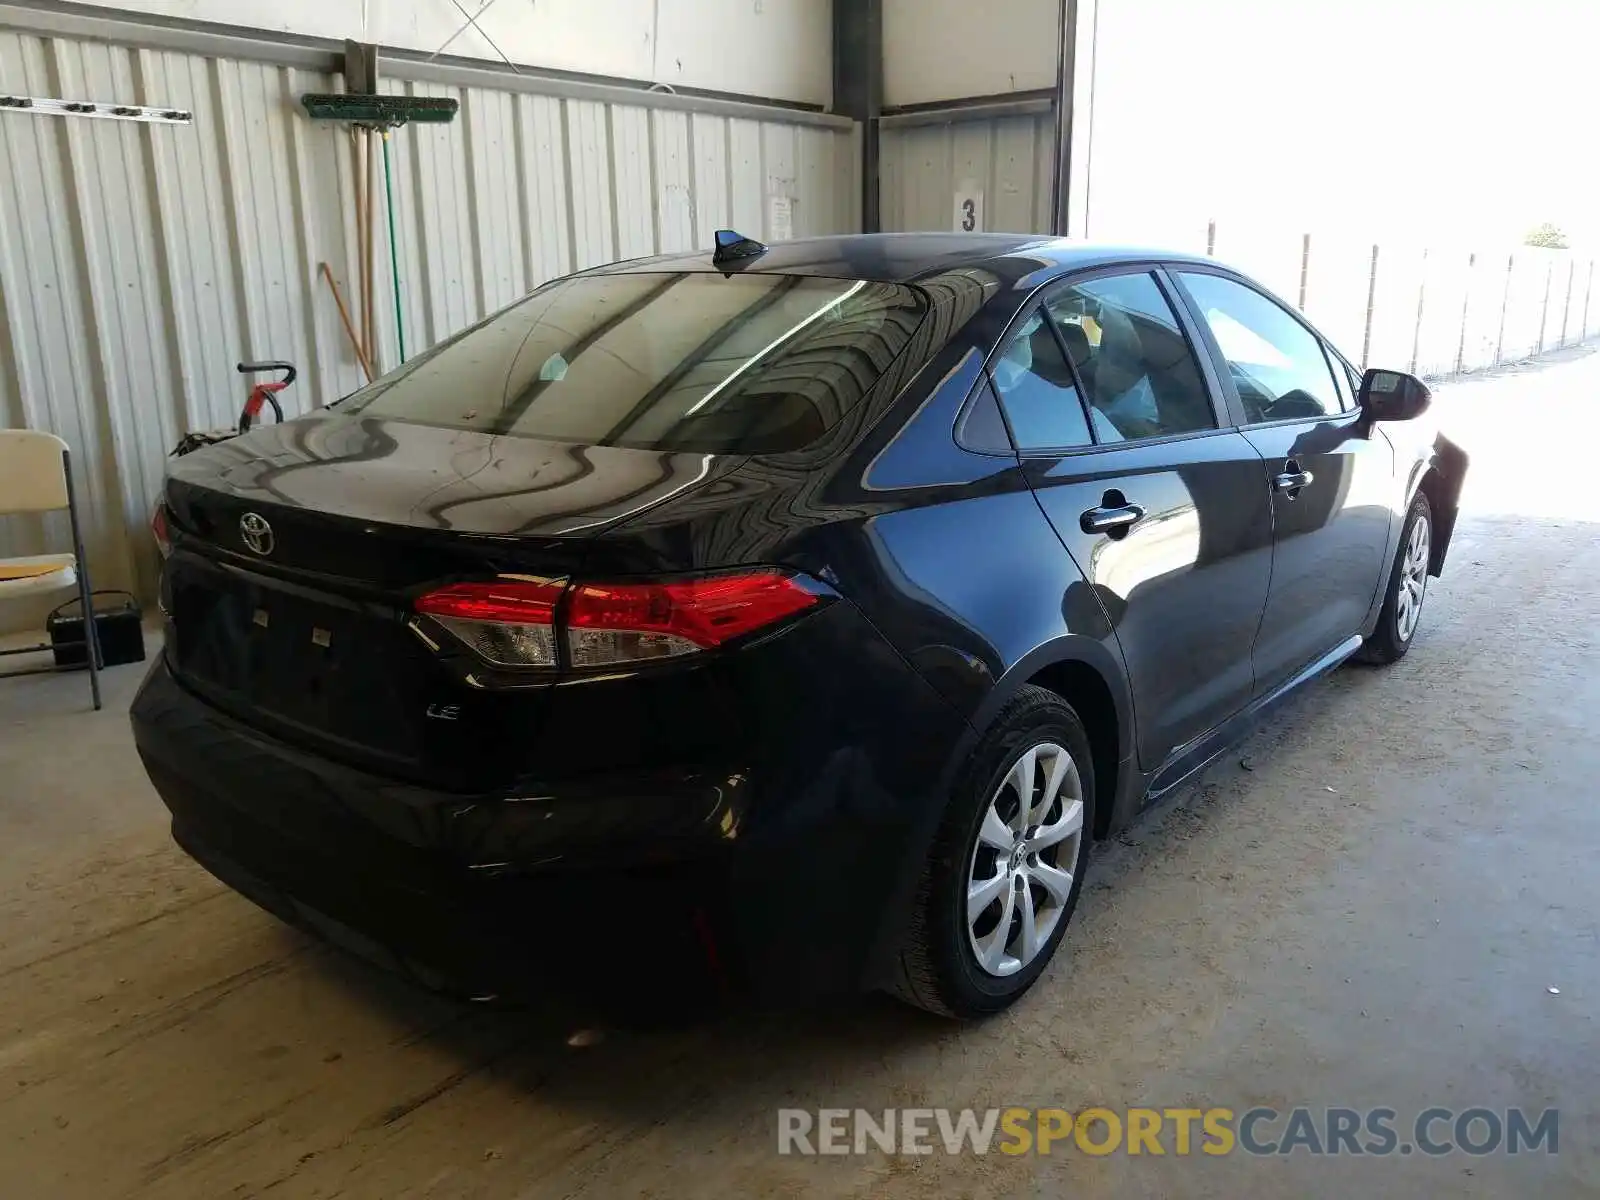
[239, 512, 274, 556]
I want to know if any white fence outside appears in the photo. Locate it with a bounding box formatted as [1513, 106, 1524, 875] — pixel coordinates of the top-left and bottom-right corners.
[883, 127, 1598, 382]
[1195, 219, 1598, 379]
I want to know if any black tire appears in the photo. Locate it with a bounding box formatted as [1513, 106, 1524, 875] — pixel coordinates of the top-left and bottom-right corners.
[888, 685, 1096, 1018]
[1359, 490, 1433, 664]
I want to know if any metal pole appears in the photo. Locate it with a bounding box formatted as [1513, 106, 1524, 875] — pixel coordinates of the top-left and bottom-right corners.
[364, 127, 378, 365]
[383, 130, 407, 363]
[62, 449, 101, 711]
[1361, 243, 1379, 367]
[1409, 247, 1427, 375]
[1494, 253, 1512, 366]
[1049, 0, 1081, 236]
[351, 128, 367, 357]
[1537, 259, 1552, 354]
[1206, 219, 1216, 257]
[1297, 232, 1311, 311]
[1583, 259, 1595, 340]
[832, 0, 882, 233]
[1455, 252, 1474, 375]
[1559, 259, 1575, 348]
[319, 261, 375, 382]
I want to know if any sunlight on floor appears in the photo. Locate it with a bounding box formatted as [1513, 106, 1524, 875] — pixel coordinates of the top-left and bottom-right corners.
[1434, 345, 1600, 522]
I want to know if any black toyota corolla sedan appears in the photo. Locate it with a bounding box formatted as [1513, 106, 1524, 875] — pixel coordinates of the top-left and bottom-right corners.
[132, 233, 1467, 1018]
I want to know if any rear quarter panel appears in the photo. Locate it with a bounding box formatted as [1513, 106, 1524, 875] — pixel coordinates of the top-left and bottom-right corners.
[1357, 418, 1470, 638]
[589, 310, 1144, 987]
[1384, 419, 1470, 571]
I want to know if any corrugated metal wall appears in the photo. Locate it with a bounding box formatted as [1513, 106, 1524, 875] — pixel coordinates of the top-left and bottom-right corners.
[881, 112, 1055, 235]
[0, 25, 858, 619]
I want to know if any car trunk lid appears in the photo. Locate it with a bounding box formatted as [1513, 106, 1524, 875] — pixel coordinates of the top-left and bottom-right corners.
[161, 413, 739, 788]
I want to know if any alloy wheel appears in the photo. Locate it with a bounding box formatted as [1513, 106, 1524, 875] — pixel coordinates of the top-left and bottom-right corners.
[966, 742, 1085, 977]
[1395, 512, 1430, 642]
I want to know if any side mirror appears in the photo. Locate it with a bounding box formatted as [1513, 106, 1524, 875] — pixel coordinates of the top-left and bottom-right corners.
[1358, 368, 1431, 422]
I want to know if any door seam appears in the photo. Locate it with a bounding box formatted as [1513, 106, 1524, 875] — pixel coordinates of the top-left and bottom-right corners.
[1235, 427, 1276, 698]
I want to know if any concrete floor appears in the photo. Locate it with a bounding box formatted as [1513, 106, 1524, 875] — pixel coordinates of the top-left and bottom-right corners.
[2, 348, 1598, 1199]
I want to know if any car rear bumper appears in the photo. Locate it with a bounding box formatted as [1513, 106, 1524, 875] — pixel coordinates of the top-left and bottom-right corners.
[130, 610, 971, 1004]
[135, 659, 708, 1001]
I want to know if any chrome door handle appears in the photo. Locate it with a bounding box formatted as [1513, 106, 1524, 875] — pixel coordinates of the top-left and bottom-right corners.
[1080, 502, 1146, 534]
[1273, 468, 1314, 495]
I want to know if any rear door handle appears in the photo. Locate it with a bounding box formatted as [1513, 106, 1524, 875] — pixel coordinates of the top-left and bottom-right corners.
[1273, 467, 1314, 495]
[1080, 502, 1146, 534]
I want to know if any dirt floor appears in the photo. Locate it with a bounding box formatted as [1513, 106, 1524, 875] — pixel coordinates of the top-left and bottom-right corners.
[2, 347, 1598, 1199]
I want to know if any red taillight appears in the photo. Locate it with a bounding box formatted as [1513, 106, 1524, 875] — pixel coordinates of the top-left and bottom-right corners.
[413, 570, 819, 669]
[415, 579, 564, 667]
[151, 503, 172, 559]
[567, 571, 820, 666]
[415, 579, 564, 625]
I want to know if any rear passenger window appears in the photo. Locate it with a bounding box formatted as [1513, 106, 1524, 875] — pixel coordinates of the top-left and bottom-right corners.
[990, 308, 1093, 451]
[1043, 272, 1217, 442]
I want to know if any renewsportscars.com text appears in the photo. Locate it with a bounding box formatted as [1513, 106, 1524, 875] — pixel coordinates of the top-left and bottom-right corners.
[777, 1106, 1558, 1157]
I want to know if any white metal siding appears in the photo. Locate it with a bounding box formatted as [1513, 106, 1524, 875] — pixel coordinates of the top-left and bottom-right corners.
[0, 28, 858, 618]
[61, 0, 836, 107]
[881, 114, 1056, 235]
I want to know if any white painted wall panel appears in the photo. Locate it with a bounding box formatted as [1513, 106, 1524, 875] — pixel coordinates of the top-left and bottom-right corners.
[517, 93, 574, 284]
[465, 85, 526, 314]
[56, 38, 179, 600]
[612, 106, 655, 260]
[566, 100, 617, 269]
[762, 124, 797, 239]
[651, 110, 694, 254]
[652, 0, 831, 109]
[411, 82, 479, 349]
[795, 127, 833, 247]
[64, 0, 833, 105]
[883, 0, 1058, 107]
[0, 27, 856, 623]
[728, 119, 765, 238]
[690, 112, 731, 246]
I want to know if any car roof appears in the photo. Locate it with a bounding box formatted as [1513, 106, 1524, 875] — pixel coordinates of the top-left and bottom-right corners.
[587, 232, 1220, 286]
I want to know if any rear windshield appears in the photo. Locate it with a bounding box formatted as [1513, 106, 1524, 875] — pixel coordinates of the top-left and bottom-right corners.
[339, 272, 928, 453]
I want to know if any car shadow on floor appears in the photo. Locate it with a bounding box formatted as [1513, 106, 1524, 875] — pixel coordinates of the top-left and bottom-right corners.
[285, 923, 951, 1127]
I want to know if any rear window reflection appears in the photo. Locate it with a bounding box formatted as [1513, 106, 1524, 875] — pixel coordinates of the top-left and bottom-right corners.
[340, 273, 929, 453]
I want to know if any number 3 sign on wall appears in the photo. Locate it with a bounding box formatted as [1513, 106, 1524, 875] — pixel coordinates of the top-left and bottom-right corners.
[953, 182, 984, 233]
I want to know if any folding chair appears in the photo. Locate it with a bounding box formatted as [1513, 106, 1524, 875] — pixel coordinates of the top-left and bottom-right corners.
[0, 430, 103, 710]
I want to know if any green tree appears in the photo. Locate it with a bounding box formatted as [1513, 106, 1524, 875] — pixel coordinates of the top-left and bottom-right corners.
[1524, 222, 1569, 249]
